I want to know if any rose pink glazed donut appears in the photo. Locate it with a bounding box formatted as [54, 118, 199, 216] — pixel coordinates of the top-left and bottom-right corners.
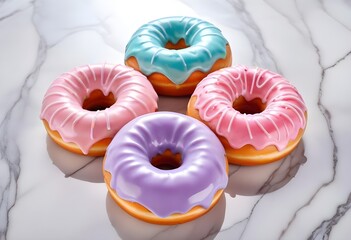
[40, 64, 158, 156]
[187, 65, 307, 165]
[103, 111, 228, 224]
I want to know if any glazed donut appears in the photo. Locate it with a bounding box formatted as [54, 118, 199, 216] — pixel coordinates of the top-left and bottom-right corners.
[125, 16, 232, 96]
[40, 64, 158, 156]
[103, 111, 228, 224]
[187, 65, 307, 165]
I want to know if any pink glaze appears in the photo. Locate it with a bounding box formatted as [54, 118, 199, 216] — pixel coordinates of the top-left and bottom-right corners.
[192, 65, 307, 151]
[40, 64, 158, 154]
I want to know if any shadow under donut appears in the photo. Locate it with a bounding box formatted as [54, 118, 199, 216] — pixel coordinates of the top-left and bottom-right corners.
[45, 95, 190, 183]
[106, 192, 226, 240]
[225, 140, 307, 197]
[158, 95, 190, 114]
[46, 136, 104, 183]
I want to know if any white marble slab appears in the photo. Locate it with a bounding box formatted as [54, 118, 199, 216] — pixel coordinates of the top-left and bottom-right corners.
[1, 0, 351, 239]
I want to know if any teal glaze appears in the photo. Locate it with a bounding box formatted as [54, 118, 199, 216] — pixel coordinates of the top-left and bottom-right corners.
[125, 16, 229, 84]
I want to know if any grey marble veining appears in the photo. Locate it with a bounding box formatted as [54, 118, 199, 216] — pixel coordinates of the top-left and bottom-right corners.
[1, 0, 351, 239]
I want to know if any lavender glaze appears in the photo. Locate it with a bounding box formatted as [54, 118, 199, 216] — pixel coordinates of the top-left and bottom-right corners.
[104, 111, 228, 218]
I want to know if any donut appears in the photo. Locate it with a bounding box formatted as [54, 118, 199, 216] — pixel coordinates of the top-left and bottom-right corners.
[187, 65, 307, 165]
[125, 16, 232, 96]
[40, 64, 158, 156]
[103, 111, 228, 224]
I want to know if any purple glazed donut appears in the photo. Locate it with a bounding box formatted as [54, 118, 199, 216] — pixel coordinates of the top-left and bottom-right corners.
[103, 111, 228, 224]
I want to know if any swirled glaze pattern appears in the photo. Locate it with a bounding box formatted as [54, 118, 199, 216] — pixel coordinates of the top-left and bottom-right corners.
[192, 65, 307, 151]
[104, 112, 228, 218]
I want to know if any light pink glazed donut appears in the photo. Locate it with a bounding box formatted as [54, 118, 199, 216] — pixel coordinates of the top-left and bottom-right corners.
[187, 65, 307, 165]
[40, 64, 158, 156]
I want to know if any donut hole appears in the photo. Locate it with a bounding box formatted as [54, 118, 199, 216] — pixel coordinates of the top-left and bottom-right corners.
[82, 89, 116, 111]
[233, 96, 266, 115]
[165, 39, 188, 50]
[151, 149, 182, 170]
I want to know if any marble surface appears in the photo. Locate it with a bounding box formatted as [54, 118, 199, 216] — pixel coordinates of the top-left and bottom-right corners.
[1, 0, 351, 239]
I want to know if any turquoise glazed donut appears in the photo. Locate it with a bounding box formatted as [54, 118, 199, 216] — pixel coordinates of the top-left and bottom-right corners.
[125, 16, 232, 96]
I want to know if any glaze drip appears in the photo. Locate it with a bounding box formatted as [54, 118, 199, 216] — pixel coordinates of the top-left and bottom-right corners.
[104, 112, 228, 217]
[125, 16, 229, 84]
[193, 65, 307, 151]
[40, 64, 158, 154]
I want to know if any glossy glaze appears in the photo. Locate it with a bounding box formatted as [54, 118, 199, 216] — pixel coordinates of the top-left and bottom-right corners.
[192, 65, 307, 151]
[104, 112, 228, 217]
[3, 1, 351, 239]
[125, 16, 229, 84]
[40, 64, 158, 154]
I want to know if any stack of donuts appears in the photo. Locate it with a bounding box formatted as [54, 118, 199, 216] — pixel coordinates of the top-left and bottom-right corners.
[41, 16, 307, 225]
